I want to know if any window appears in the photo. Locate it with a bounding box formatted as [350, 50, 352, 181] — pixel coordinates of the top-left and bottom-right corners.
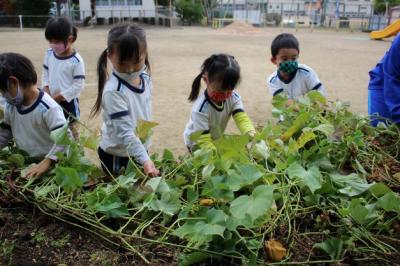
[96, 0, 110, 6]
[127, 0, 142, 5]
[110, 0, 125, 5]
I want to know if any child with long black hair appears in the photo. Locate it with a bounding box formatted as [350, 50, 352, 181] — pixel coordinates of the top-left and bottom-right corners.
[184, 53, 255, 151]
[90, 24, 159, 177]
[42, 17, 85, 139]
[0, 53, 69, 178]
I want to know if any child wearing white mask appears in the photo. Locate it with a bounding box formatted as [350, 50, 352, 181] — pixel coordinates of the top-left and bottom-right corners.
[42, 17, 85, 140]
[0, 53, 70, 178]
[90, 24, 159, 177]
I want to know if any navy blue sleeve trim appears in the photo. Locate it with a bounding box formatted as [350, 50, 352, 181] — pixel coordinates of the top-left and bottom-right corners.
[51, 124, 65, 131]
[202, 130, 210, 135]
[273, 88, 284, 96]
[232, 108, 244, 116]
[0, 122, 11, 131]
[73, 55, 80, 62]
[40, 100, 50, 110]
[298, 67, 310, 73]
[110, 110, 129, 119]
[311, 83, 322, 91]
[43, 64, 48, 70]
[73, 75, 86, 79]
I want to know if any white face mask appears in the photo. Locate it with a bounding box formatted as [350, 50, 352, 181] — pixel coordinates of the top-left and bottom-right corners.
[114, 64, 146, 83]
[4, 80, 24, 107]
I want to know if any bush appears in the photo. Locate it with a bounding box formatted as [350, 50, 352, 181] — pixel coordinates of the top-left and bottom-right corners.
[83, 16, 92, 26]
[265, 13, 282, 26]
[174, 0, 203, 25]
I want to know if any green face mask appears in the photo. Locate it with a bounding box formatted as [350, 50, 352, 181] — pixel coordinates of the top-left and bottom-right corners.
[278, 61, 298, 75]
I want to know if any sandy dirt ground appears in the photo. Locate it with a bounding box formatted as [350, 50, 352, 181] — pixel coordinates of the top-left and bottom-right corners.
[0, 25, 393, 159]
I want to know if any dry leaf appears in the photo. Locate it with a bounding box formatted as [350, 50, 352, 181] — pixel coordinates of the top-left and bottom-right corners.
[265, 239, 287, 261]
[199, 198, 215, 206]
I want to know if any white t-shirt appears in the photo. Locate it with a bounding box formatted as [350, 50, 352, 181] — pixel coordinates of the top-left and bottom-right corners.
[42, 49, 85, 102]
[0, 90, 67, 160]
[184, 90, 244, 149]
[99, 71, 152, 165]
[267, 63, 325, 99]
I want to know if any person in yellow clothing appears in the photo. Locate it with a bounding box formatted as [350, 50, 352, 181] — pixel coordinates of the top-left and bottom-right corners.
[184, 53, 255, 151]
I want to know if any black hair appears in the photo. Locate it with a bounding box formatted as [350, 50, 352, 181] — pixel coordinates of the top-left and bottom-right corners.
[270, 33, 299, 58]
[189, 53, 240, 102]
[91, 24, 150, 117]
[0, 53, 37, 93]
[45, 17, 78, 43]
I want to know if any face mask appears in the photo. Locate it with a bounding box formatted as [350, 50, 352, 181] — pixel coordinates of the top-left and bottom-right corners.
[50, 43, 66, 55]
[208, 90, 233, 102]
[4, 80, 23, 107]
[278, 60, 298, 75]
[115, 64, 146, 83]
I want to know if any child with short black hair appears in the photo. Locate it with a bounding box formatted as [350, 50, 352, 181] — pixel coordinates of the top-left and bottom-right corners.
[267, 33, 325, 103]
[184, 53, 255, 151]
[42, 17, 85, 140]
[0, 52, 69, 178]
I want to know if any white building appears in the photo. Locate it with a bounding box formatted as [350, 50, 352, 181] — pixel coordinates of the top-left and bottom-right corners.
[79, 0, 156, 19]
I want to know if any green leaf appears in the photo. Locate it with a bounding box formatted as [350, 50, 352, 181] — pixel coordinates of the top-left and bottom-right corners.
[179, 252, 211, 266]
[287, 163, 322, 194]
[136, 120, 158, 143]
[313, 238, 343, 260]
[34, 184, 58, 198]
[296, 130, 316, 149]
[117, 174, 138, 189]
[229, 185, 274, 227]
[83, 133, 99, 151]
[174, 208, 228, 246]
[369, 183, 392, 197]
[148, 191, 181, 216]
[313, 124, 335, 137]
[145, 176, 170, 194]
[227, 164, 264, 191]
[377, 192, 400, 213]
[7, 154, 25, 168]
[96, 194, 129, 218]
[330, 173, 372, 197]
[348, 199, 378, 225]
[55, 167, 84, 193]
[281, 112, 311, 141]
[307, 90, 327, 104]
[251, 140, 270, 161]
[50, 123, 71, 145]
[202, 164, 215, 179]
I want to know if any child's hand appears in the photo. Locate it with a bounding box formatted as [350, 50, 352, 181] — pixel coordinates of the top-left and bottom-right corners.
[43, 86, 50, 95]
[286, 99, 294, 107]
[143, 160, 160, 177]
[53, 93, 65, 103]
[25, 158, 53, 179]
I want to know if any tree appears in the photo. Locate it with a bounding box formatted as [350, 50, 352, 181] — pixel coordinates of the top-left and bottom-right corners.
[11, 0, 51, 15]
[374, 0, 400, 14]
[202, 0, 218, 25]
[175, 0, 203, 25]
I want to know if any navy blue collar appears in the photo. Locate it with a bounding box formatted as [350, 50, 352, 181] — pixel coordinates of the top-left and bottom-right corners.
[278, 69, 298, 84]
[112, 72, 145, 94]
[53, 50, 76, 60]
[17, 89, 44, 115]
[204, 90, 224, 112]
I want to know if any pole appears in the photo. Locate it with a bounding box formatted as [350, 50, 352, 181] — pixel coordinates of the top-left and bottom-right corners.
[169, 0, 172, 27]
[19, 15, 23, 32]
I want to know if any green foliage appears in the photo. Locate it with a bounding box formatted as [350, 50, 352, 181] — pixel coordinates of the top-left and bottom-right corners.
[374, 0, 400, 14]
[174, 0, 203, 25]
[0, 91, 399, 264]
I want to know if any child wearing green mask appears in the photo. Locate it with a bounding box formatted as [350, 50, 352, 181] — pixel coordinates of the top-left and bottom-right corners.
[267, 33, 325, 105]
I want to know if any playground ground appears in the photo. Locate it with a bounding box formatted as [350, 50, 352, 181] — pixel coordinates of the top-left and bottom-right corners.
[0, 25, 393, 158]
